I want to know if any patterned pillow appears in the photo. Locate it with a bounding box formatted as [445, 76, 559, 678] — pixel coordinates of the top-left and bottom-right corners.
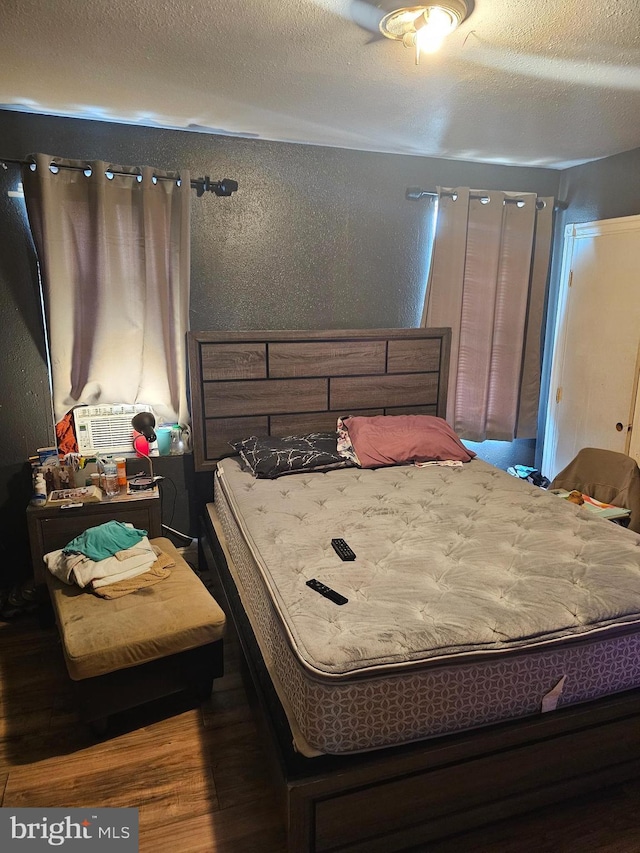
[230, 433, 355, 479]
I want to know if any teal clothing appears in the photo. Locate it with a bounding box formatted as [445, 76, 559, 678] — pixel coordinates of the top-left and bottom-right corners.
[63, 521, 147, 562]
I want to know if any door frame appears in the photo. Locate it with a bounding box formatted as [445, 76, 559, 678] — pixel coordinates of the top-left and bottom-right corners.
[542, 214, 640, 478]
[629, 342, 640, 466]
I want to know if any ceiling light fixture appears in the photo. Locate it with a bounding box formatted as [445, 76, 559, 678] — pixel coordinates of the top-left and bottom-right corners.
[379, 1, 469, 65]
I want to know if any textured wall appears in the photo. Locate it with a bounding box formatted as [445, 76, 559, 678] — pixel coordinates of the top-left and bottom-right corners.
[556, 148, 640, 227]
[0, 166, 55, 581]
[0, 110, 561, 583]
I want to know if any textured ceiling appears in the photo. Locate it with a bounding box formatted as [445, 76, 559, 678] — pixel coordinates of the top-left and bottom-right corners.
[2, 0, 640, 169]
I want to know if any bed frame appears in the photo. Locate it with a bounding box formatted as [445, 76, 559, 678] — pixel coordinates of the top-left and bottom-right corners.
[189, 328, 640, 853]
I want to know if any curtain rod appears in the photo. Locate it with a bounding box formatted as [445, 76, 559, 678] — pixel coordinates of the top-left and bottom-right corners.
[0, 157, 238, 197]
[406, 187, 567, 211]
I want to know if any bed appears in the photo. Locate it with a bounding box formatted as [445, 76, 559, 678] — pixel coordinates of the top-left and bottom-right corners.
[188, 328, 640, 853]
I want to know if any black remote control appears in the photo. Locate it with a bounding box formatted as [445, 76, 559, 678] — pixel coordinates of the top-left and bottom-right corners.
[306, 578, 348, 605]
[331, 538, 356, 561]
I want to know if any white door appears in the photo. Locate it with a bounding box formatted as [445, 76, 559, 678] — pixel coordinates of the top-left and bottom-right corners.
[542, 215, 640, 480]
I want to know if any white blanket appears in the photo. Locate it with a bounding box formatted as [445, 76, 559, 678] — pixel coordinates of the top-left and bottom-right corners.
[45, 537, 158, 588]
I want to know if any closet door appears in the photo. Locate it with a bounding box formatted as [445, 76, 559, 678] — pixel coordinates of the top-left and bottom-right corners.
[542, 215, 640, 480]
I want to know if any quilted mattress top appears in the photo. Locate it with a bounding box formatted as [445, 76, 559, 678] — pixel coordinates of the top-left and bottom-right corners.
[216, 457, 640, 679]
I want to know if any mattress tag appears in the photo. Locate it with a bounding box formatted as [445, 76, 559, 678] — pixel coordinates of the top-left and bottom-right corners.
[541, 675, 567, 713]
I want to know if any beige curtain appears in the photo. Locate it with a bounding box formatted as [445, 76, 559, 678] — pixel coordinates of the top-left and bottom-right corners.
[22, 154, 191, 426]
[421, 187, 553, 442]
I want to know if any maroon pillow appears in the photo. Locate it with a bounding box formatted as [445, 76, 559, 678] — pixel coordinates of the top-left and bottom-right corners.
[341, 415, 475, 468]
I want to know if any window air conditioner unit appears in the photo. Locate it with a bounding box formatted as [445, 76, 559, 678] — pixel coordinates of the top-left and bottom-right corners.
[73, 404, 155, 455]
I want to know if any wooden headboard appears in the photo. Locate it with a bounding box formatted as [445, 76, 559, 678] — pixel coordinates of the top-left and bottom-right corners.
[187, 328, 451, 472]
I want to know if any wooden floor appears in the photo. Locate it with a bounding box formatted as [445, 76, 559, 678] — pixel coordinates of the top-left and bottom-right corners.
[2, 614, 640, 853]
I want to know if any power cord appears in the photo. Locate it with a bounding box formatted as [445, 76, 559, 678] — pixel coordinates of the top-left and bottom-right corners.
[156, 474, 193, 545]
[130, 445, 193, 545]
[156, 471, 175, 526]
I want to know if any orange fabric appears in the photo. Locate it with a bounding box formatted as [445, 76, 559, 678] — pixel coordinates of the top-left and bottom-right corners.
[56, 411, 78, 455]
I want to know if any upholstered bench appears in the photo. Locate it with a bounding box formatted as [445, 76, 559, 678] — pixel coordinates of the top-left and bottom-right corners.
[46, 537, 226, 732]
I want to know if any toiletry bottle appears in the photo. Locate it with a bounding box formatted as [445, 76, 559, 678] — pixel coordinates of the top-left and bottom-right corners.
[31, 472, 47, 506]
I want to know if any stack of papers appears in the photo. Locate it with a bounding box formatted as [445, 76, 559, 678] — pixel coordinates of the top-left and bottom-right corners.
[46, 485, 103, 505]
[550, 489, 631, 520]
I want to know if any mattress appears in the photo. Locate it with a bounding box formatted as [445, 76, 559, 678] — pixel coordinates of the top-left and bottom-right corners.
[212, 457, 640, 755]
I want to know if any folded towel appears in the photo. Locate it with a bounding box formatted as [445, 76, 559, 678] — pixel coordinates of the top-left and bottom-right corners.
[114, 544, 155, 561]
[91, 552, 175, 599]
[45, 537, 158, 588]
[45, 551, 88, 585]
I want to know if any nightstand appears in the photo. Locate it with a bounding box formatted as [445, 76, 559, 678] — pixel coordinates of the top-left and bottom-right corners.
[27, 489, 162, 587]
